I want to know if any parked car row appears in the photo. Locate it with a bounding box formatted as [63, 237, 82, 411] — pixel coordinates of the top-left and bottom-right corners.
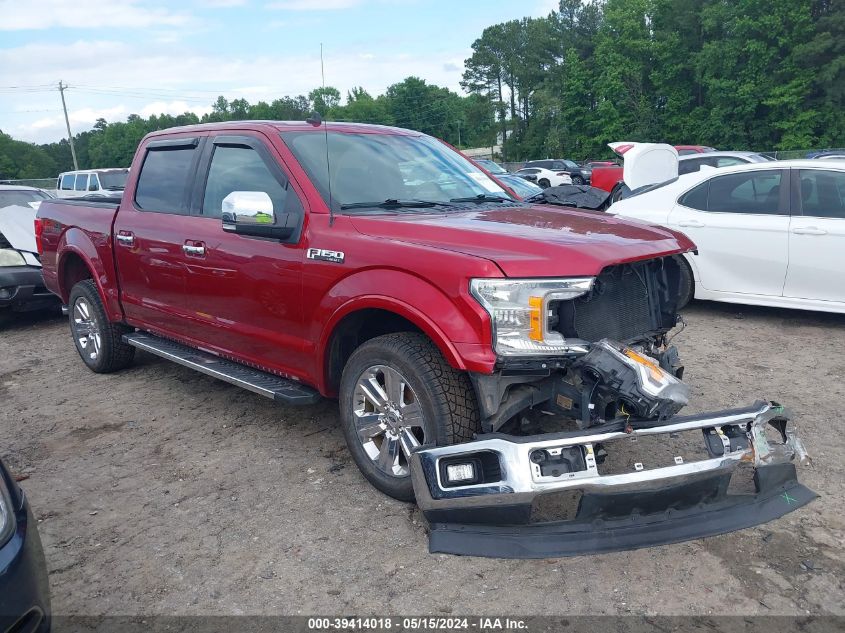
[606, 144, 845, 314]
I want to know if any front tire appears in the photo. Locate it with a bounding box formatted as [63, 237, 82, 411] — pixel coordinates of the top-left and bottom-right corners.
[571, 175, 584, 185]
[68, 280, 135, 373]
[339, 333, 480, 501]
[675, 256, 695, 310]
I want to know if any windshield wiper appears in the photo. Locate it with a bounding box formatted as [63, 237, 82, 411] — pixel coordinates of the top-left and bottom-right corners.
[449, 194, 510, 203]
[340, 199, 448, 210]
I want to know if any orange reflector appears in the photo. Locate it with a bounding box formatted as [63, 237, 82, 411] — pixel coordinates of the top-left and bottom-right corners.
[624, 348, 666, 381]
[528, 296, 543, 341]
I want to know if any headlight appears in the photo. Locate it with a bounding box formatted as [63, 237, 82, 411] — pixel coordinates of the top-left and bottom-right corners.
[470, 278, 594, 356]
[0, 249, 26, 267]
[0, 472, 15, 547]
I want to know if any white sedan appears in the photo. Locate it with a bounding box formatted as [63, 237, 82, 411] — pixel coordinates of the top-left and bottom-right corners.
[514, 167, 572, 188]
[608, 160, 845, 314]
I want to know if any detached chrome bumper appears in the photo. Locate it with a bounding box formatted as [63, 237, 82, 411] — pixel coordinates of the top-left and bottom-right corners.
[409, 401, 816, 558]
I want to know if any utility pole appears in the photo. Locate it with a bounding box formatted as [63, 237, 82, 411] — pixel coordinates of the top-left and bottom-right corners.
[58, 81, 79, 170]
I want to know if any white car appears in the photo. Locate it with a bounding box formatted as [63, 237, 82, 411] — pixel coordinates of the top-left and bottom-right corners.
[56, 168, 129, 198]
[608, 157, 845, 314]
[514, 167, 572, 188]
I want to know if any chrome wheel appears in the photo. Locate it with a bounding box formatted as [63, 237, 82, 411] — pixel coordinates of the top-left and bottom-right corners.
[352, 365, 425, 478]
[72, 297, 101, 361]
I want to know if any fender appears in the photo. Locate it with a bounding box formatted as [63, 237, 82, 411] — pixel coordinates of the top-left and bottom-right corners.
[681, 251, 702, 283]
[312, 269, 497, 394]
[57, 227, 123, 322]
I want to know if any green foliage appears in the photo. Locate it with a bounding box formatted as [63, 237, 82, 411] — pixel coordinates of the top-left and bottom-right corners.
[463, 0, 844, 159]
[1, 0, 842, 178]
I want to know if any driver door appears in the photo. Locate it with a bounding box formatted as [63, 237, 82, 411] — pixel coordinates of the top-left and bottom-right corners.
[668, 169, 790, 296]
[176, 132, 310, 376]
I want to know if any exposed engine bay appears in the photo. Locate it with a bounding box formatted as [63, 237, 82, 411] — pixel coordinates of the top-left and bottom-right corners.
[471, 256, 690, 435]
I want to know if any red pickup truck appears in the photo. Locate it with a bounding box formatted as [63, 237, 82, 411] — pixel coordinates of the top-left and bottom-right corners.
[36, 121, 812, 557]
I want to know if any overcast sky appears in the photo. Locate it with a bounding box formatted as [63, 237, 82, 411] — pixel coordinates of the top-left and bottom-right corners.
[1, 0, 558, 144]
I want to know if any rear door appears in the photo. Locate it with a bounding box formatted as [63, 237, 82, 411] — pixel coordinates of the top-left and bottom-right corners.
[668, 169, 790, 296]
[114, 136, 205, 336]
[783, 167, 845, 302]
[175, 132, 309, 375]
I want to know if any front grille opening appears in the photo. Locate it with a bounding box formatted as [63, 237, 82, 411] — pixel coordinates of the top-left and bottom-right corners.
[551, 257, 681, 343]
[8, 606, 44, 633]
[595, 429, 712, 476]
[530, 489, 583, 523]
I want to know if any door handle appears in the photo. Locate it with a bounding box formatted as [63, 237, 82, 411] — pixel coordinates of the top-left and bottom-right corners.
[182, 243, 206, 256]
[677, 220, 705, 228]
[792, 226, 827, 236]
[116, 231, 134, 247]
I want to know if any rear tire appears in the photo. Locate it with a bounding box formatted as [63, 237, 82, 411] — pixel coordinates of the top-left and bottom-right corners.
[339, 332, 480, 501]
[538, 178, 551, 188]
[675, 256, 694, 310]
[68, 280, 135, 373]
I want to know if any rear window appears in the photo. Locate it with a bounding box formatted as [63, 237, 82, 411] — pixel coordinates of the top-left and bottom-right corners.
[134, 147, 196, 213]
[678, 181, 709, 210]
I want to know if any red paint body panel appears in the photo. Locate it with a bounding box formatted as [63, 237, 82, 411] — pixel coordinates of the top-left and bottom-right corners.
[37, 121, 694, 396]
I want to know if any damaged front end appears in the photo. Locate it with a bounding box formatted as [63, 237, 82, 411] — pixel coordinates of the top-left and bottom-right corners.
[409, 256, 815, 557]
[410, 400, 814, 558]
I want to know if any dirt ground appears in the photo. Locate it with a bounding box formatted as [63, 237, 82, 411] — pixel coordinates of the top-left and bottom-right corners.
[1, 301, 843, 617]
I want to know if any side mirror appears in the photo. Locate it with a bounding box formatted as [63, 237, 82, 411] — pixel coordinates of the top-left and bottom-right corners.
[221, 191, 294, 240]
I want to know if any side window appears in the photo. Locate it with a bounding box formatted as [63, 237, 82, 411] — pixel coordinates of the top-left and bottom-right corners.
[678, 181, 709, 210]
[88, 174, 99, 191]
[135, 146, 197, 213]
[707, 170, 783, 214]
[74, 174, 89, 191]
[715, 157, 746, 168]
[202, 144, 288, 219]
[679, 158, 705, 175]
[60, 174, 74, 190]
[677, 149, 697, 156]
[799, 170, 845, 219]
[551, 161, 566, 170]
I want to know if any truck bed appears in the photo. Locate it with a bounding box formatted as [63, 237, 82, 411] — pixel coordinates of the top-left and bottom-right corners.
[37, 196, 123, 317]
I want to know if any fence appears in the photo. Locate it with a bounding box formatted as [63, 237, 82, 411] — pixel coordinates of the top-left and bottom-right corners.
[1, 178, 57, 190]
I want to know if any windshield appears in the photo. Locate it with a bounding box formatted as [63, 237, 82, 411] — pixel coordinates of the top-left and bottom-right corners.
[501, 175, 542, 198]
[280, 131, 511, 212]
[98, 170, 129, 189]
[476, 159, 508, 175]
[0, 189, 50, 208]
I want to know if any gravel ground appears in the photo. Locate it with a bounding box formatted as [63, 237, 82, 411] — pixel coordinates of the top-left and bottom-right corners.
[1, 301, 843, 617]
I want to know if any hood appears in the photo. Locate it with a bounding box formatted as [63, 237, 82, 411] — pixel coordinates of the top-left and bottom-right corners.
[609, 142, 678, 190]
[350, 204, 695, 278]
[0, 204, 38, 254]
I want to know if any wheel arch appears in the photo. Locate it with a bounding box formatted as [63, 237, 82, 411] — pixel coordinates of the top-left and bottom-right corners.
[57, 228, 123, 321]
[320, 298, 467, 397]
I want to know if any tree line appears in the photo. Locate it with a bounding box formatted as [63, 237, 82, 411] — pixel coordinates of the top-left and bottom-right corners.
[1, 0, 842, 179]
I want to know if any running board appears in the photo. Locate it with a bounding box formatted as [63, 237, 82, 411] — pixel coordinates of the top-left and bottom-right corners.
[122, 332, 321, 405]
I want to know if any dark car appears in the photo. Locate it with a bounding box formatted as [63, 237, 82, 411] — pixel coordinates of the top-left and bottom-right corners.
[0, 456, 51, 632]
[523, 159, 590, 184]
[0, 186, 60, 326]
